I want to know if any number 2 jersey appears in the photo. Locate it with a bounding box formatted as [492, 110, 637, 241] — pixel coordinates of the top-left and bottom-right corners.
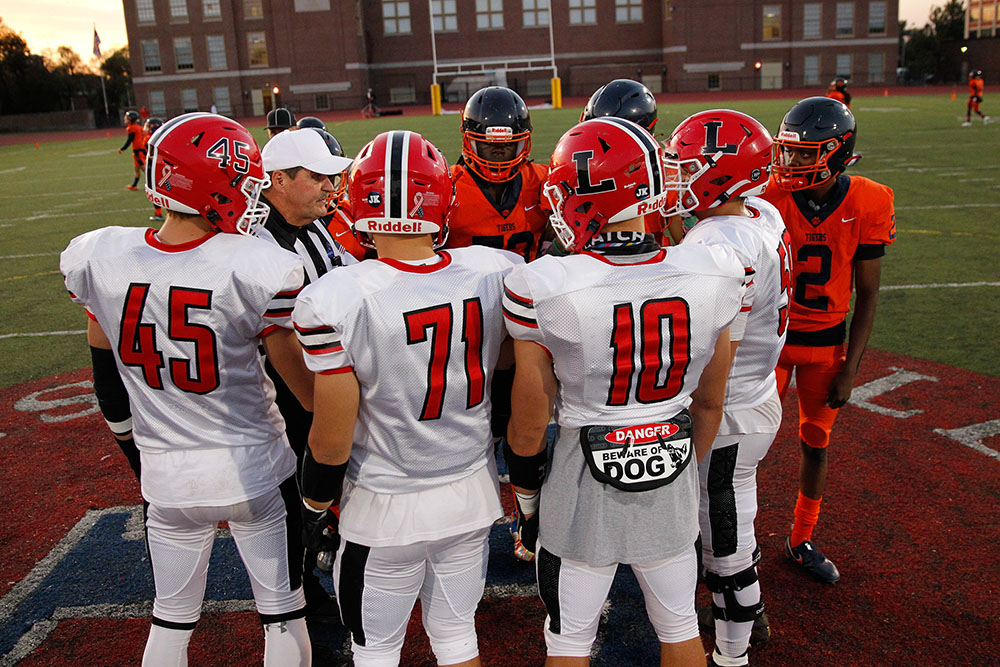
[761, 174, 895, 343]
[60, 226, 305, 508]
[293, 246, 524, 495]
[682, 196, 791, 417]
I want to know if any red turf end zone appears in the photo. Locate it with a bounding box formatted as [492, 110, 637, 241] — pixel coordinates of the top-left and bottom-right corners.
[1, 349, 998, 665]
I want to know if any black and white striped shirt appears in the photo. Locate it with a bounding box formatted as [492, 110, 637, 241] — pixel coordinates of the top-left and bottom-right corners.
[258, 197, 357, 285]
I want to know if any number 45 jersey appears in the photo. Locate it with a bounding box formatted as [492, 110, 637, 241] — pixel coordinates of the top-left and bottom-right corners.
[61, 226, 305, 505]
[293, 247, 524, 494]
[502, 243, 746, 429]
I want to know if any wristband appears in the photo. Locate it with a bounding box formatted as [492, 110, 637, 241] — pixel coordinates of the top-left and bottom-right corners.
[503, 441, 547, 491]
[301, 447, 347, 504]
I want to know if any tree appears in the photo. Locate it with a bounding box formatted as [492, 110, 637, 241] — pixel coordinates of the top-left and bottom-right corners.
[930, 0, 966, 41]
[899, 1, 966, 83]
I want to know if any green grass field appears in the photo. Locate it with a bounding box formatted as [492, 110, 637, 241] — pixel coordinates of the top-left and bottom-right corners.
[1, 92, 998, 389]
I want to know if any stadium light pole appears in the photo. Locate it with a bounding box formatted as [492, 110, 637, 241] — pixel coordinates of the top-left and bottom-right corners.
[547, 2, 561, 108]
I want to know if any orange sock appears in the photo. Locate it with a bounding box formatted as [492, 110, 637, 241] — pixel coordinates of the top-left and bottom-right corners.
[790, 491, 822, 546]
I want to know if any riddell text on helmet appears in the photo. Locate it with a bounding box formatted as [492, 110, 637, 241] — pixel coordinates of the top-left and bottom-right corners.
[364, 220, 436, 233]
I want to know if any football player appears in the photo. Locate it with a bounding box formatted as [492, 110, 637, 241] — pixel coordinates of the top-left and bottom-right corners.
[664, 110, 786, 666]
[762, 97, 896, 584]
[118, 110, 145, 190]
[142, 117, 164, 220]
[294, 130, 523, 667]
[62, 113, 314, 666]
[504, 117, 746, 666]
[826, 77, 851, 108]
[963, 69, 990, 126]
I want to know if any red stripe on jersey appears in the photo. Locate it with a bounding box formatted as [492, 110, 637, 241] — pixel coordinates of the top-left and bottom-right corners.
[294, 323, 335, 334]
[377, 251, 453, 273]
[304, 344, 344, 355]
[319, 366, 354, 375]
[264, 309, 293, 318]
[85, 310, 98, 322]
[581, 248, 666, 265]
[532, 341, 552, 358]
[503, 308, 538, 328]
[503, 287, 533, 308]
[258, 324, 280, 338]
[740, 305, 753, 312]
[144, 227, 217, 252]
[276, 288, 302, 298]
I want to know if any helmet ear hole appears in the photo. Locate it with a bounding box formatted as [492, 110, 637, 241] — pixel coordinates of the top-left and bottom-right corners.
[575, 201, 594, 215]
[708, 175, 731, 187]
[213, 193, 232, 205]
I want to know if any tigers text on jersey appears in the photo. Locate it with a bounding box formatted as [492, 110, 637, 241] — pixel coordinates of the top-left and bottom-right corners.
[60, 226, 304, 507]
[293, 246, 524, 495]
[761, 174, 895, 336]
[444, 162, 550, 262]
[682, 196, 791, 414]
[502, 243, 746, 430]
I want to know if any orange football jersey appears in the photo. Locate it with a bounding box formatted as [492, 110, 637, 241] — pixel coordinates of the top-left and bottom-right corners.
[761, 174, 895, 333]
[324, 200, 369, 261]
[444, 161, 550, 261]
[970, 77, 985, 97]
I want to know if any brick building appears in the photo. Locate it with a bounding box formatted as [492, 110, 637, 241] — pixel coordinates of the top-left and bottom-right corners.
[126, 0, 899, 119]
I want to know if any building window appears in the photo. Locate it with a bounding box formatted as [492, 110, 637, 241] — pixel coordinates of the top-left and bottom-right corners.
[203, 0, 221, 18]
[523, 0, 549, 27]
[803, 55, 820, 85]
[247, 32, 268, 66]
[174, 37, 194, 71]
[836, 2, 854, 36]
[245, 0, 264, 19]
[803, 3, 821, 38]
[181, 88, 199, 112]
[762, 5, 781, 40]
[569, 0, 596, 25]
[136, 0, 155, 23]
[141, 39, 161, 73]
[206, 35, 226, 70]
[315, 93, 330, 110]
[868, 1, 886, 33]
[383, 1, 412, 34]
[707, 73, 721, 90]
[213, 86, 231, 114]
[149, 90, 166, 116]
[615, 0, 642, 23]
[169, 0, 189, 20]
[390, 84, 416, 104]
[868, 52, 884, 82]
[836, 53, 852, 77]
[431, 0, 458, 31]
[477, 0, 504, 30]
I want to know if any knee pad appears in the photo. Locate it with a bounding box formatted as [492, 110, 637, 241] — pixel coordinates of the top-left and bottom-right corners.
[544, 620, 599, 658]
[704, 557, 764, 624]
[800, 422, 832, 449]
[427, 623, 479, 666]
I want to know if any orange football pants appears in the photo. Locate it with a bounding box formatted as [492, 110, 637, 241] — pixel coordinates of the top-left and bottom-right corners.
[775, 343, 847, 449]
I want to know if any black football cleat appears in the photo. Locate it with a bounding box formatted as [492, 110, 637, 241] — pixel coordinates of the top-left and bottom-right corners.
[785, 537, 840, 583]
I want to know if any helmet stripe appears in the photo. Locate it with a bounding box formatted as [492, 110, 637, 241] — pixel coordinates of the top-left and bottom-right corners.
[593, 116, 662, 196]
[387, 130, 407, 219]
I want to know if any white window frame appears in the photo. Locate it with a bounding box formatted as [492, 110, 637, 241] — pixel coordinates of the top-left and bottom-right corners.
[203, 0, 221, 18]
[568, 0, 596, 25]
[206, 35, 226, 70]
[836, 2, 854, 36]
[476, 0, 504, 30]
[383, 1, 412, 35]
[169, 0, 189, 20]
[615, 0, 642, 24]
[181, 88, 199, 112]
[522, 0, 549, 27]
[149, 90, 166, 116]
[174, 37, 194, 71]
[868, 52, 884, 83]
[803, 54, 820, 85]
[836, 53, 852, 78]
[763, 5, 781, 40]
[245, 0, 264, 19]
[803, 3, 822, 38]
[431, 0, 458, 31]
[213, 86, 232, 114]
[247, 32, 268, 66]
[868, 1, 886, 34]
[142, 39, 161, 73]
[136, 0, 156, 23]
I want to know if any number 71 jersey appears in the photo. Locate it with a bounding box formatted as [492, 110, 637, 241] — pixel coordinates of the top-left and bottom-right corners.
[502, 244, 746, 429]
[293, 246, 524, 494]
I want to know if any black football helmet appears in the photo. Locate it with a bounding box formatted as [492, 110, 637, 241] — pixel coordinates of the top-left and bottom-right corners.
[970, 69, 983, 79]
[460, 86, 532, 182]
[144, 117, 164, 136]
[124, 110, 140, 124]
[772, 96, 859, 192]
[581, 79, 658, 132]
[297, 116, 326, 130]
[307, 127, 345, 157]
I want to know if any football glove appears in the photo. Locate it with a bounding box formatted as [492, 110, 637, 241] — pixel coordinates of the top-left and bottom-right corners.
[510, 488, 539, 562]
[301, 501, 340, 553]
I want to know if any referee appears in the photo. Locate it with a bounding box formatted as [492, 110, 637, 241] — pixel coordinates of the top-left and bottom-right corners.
[258, 127, 354, 625]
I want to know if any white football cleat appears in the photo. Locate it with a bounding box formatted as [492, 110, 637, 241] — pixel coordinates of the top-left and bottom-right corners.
[961, 121, 972, 127]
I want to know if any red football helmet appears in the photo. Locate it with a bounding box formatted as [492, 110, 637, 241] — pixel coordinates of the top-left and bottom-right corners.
[348, 130, 454, 249]
[544, 117, 668, 254]
[662, 109, 772, 215]
[144, 113, 270, 235]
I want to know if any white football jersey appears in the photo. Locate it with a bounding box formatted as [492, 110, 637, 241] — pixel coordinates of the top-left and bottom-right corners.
[294, 246, 524, 494]
[61, 226, 305, 507]
[683, 197, 791, 412]
[503, 244, 746, 429]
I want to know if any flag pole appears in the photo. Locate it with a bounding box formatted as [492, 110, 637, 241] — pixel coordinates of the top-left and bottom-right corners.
[94, 25, 109, 121]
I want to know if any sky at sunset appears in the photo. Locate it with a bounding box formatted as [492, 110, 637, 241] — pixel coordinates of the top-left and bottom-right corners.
[2, 0, 944, 66]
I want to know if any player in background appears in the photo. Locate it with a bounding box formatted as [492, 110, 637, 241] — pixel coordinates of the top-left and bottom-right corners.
[826, 77, 851, 108]
[504, 117, 746, 666]
[142, 117, 164, 221]
[663, 110, 786, 666]
[762, 97, 896, 583]
[580, 78, 685, 247]
[307, 127, 371, 262]
[294, 130, 523, 667]
[119, 110, 145, 190]
[62, 113, 314, 666]
[266, 107, 296, 138]
[963, 69, 990, 126]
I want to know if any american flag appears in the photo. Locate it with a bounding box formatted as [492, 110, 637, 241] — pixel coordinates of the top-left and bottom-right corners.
[92, 28, 101, 59]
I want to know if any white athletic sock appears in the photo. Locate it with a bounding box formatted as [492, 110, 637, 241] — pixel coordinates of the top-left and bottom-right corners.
[141, 624, 193, 667]
[263, 617, 311, 667]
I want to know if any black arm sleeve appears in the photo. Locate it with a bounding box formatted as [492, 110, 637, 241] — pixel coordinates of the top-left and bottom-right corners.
[91, 346, 132, 435]
[119, 130, 135, 152]
[490, 367, 515, 439]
